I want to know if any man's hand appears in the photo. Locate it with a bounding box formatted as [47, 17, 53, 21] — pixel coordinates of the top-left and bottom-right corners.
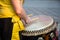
[25, 17, 32, 24]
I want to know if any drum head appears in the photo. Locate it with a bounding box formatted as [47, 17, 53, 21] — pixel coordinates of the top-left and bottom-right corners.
[25, 15, 54, 31]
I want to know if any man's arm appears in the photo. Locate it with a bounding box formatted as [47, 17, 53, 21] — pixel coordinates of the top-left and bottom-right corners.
[11, 0, 31, 23]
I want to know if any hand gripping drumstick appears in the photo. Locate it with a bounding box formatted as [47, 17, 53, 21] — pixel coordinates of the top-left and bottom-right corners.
[22, 14, 39, 26]
[21, 14, 39, 26]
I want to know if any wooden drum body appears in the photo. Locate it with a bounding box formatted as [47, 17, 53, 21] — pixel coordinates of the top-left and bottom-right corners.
[21, 15, 58, 40]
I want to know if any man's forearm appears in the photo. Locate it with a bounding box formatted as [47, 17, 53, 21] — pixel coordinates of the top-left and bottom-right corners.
[11, 0, 28, 22]
[17, 8, 28, 22]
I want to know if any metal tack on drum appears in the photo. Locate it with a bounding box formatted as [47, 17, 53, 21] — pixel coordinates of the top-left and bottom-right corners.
[50, 32, 55, 38]
[38, 37, 44, 40]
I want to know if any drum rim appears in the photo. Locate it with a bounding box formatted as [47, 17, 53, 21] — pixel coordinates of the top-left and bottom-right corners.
[22, 22, 57, 36]
[25, 15, 54, 31]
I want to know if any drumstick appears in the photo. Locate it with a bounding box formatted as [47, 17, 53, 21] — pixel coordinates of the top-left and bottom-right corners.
[28, 14, 39, 21]
[28, 14, 33, 17]
[32, 17, 39, 21]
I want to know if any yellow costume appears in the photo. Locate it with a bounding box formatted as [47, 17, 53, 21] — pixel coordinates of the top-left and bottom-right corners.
[0, 0, 24, 40]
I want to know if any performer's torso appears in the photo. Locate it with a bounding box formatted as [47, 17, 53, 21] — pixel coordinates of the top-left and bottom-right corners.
[0, 0, 15, 17]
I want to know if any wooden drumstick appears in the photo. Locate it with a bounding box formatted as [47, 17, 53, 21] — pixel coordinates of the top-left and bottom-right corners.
[28, 14, 33, 17]
[28, 14, 39, 21]
[32, 17, 39, 22]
